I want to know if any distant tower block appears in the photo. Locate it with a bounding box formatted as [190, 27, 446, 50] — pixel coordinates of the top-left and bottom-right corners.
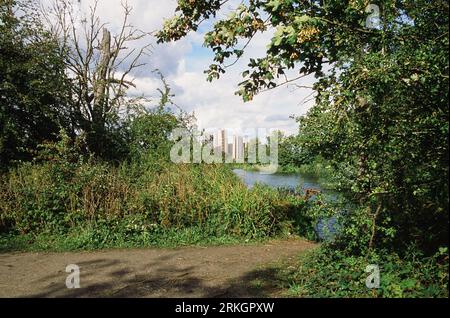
[233, 135, 244, 162]
[214, 129, 228, 155]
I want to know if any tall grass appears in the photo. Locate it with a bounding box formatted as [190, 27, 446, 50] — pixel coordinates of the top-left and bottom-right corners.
[0, 160, 309, 251]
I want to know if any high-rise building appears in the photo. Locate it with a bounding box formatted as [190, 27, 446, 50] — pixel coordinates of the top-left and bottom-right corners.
[213, 129, 228, 155]
[232, 135, 244, 161]
[210, 130, 247, 161]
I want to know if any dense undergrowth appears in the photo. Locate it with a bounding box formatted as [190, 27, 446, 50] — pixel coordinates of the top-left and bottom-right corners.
[0, 156, 311, 251]
[282, 245, 449, 298]
[1, 0, 448, 298]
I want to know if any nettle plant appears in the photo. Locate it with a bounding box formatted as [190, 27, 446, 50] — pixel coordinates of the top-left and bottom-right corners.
[157, 0, 449, 254]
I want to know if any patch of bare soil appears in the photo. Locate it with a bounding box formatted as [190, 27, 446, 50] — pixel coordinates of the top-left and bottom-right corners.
[0, 238, 316, 298]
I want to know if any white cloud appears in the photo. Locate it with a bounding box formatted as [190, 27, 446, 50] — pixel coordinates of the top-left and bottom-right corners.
[43, 0, 317, 135]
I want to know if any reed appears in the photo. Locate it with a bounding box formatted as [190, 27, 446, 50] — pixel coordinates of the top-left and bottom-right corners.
[0, 160, 310, 250]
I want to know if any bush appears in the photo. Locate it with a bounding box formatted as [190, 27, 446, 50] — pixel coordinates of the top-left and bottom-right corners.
[0, 157, 309, 250]
[286, 245, 449, 298]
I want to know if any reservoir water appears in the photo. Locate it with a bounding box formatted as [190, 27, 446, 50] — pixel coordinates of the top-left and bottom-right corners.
[232, 168, 341, 240]
[232, 168, 337, 198]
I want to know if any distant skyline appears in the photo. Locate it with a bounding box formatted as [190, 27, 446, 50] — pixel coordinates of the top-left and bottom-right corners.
[44, 0, 317, 135]
[212, 129, 245, 161]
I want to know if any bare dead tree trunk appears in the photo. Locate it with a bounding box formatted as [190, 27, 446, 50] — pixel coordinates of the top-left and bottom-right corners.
[43, 0, 151, 157]
[90, 27, 111, 153]
[94, 28, 111, 115]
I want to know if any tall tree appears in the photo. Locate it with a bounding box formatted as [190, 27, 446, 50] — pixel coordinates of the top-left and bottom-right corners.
[45, 0, 152, 157]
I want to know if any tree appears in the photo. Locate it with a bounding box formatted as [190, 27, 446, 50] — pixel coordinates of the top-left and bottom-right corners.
[0, 0, 72, 168]
[157, 0, 449, 254]
[276, 131, 305, 167]
[44, 0, 152, 158]
[156, 0, 384, 101]
[127, 75, 182, 161]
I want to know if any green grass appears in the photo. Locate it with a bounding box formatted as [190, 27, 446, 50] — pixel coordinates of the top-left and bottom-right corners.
[0, 159, 311, 252]
[277, 247, 449, 298]
[0, 226, 275, 253]
[224, 246, 449, 298]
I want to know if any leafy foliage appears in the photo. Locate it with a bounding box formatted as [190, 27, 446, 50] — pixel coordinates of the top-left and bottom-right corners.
[297, 0, 449, 254]
[0, 149, 307, 250]
[0, 0, 72, 168]
[284, 245, 448, 298]
[158, 0, 449, 296]
[158, 0, 449, 253]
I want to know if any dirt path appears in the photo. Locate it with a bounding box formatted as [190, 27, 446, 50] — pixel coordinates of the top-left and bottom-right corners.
[0, 238, 316, 298]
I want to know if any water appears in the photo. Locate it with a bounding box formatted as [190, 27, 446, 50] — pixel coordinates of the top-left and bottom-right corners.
[232, 168, 337, 199]
[232, 168, 341, 240]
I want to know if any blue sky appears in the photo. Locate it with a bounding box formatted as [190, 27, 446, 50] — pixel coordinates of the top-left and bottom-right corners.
[45, 0, 318, 135]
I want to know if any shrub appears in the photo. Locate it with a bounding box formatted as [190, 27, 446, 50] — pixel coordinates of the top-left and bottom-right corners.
[0, 159, 309, 250]
[286, 245, 449, 298]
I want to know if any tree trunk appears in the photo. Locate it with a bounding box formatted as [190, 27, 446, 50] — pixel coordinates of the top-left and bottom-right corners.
[90, 27, 111, 155]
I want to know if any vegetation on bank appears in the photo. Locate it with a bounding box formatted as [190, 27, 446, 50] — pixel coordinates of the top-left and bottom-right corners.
[286, 246, 448, 298]
[233, 155, 338, 190]
[253, 245, 448, 298]
[158, 0, 449, 297]
[0, 0, 318, 252]
[0, 131, 316, 251]
[0, 0, 448, 298]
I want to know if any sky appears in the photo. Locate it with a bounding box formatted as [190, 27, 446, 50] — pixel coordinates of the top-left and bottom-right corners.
[44, 0, 317, 136]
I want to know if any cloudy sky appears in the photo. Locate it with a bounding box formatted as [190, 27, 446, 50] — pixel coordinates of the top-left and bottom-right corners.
[50, 0, 318, 135]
